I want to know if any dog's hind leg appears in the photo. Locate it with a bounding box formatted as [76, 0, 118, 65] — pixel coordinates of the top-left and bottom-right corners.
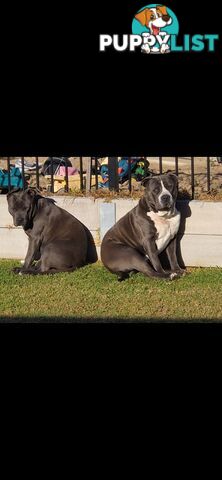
[102, 244, 177, 280]
[16, 265, 77, 275]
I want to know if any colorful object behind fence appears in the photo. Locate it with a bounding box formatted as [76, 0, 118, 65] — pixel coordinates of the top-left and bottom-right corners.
[99, 158, 149, 188]
[0, 167, 24, 189]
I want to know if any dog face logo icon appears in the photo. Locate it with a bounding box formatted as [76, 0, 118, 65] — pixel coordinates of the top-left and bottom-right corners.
[132, 4, 179, 53]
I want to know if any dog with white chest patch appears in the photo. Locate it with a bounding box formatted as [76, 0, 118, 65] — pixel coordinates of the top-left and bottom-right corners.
[101, 173, 185, 281]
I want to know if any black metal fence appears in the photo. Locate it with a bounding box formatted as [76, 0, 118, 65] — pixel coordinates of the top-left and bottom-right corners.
[106, 157, 214, 198]
[0, 156, 220, 199]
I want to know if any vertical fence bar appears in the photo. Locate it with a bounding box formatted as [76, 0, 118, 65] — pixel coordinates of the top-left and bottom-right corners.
[36, 157, 40, 190]
[128, 158, 132, 193]
[7, 157, 11, 191]
[86, 158, 92, 192]
[175, 156, 179, 176]
[50, 157, 54, 193]
[159, 156, 163, 174]
[80, 157, 84, 191]
[21, 157, 25, 190]
[65, 159, 69, 193]
[95, 157, 98, 190]
[108, 157, 119, 192]
[207, 157, 211, 192]
[90, 157, 92, 190]
[191, 156, 195, 199]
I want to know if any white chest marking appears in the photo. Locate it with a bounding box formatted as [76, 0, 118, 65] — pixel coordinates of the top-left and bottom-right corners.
[147, 209, 181, 254]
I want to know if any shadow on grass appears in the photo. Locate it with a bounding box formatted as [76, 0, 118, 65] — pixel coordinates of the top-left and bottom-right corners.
[0, 316, 222, 323]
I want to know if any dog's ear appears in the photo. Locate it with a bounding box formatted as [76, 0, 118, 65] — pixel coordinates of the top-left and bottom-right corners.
[135, 8, 151, 27]
[166, 173, 178, 184]
[26, 187, 38, 197]
[156, 5, 168, 17]
[7, 187, 21, 198]
[166, 173, 179, 192]
[141, 176, 152, 187]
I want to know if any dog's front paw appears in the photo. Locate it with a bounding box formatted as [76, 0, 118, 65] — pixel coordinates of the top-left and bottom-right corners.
[174, 268, 188, 277]
[163, 272, 179, 281]
[169, 272, 179, 281]
[141, 44, 151, 54]
[160, 44, 170, 53]
[12, 267, 22, 274]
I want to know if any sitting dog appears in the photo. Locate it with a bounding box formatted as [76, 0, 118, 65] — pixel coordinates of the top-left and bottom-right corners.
[101, 173, 184, 281]
[135, 5, 172, 54]
[7, 188, 97, 275]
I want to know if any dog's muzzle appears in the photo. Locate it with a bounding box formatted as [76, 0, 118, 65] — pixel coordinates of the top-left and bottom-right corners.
[159, 194, 173, 209]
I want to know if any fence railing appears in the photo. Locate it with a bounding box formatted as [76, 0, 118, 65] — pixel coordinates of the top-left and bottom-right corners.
[0, 156, 220, 199]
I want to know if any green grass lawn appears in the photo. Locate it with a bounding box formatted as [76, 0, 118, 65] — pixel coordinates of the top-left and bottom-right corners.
[0, 259, 222, 322]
